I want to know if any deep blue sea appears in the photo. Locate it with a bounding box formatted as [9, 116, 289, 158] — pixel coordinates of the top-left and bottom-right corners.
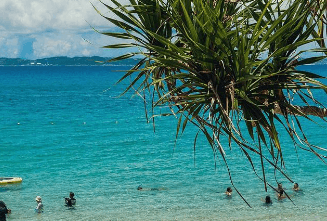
[1, 65, 327, 220]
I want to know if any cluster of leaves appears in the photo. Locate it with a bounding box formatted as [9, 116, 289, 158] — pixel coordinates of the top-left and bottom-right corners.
[94, 0, 327, 205]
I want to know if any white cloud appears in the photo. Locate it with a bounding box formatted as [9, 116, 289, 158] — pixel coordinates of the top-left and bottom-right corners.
[28, 30, 136, 58]
[0, 36, 20, 58]
[0, 0, 130, 33]
[33, 37, 72, 58]
[0, 0, 137, 58]
[82, 49, 91, 56]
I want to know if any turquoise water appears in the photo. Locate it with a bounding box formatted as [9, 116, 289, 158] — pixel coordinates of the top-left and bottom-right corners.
[0, 66, 327, 220]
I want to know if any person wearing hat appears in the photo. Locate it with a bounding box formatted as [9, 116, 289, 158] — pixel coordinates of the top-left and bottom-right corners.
[64, 192, 76, 207]
[35, 196, 43, 213]
[0, 201, 11, 221]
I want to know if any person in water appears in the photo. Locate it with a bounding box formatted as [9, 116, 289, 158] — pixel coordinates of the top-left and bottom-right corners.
[293, 183, 300, 191]
[277, 183, 283, 192]
[65, 192, 76, 206]
[225, 187, 232, 196]
[0, 201, 11, 221]
[265, 195, 272, 204]
[35, 196, 43, 213]
[137, 185, 164, 191]
[277, 190, 286, 200]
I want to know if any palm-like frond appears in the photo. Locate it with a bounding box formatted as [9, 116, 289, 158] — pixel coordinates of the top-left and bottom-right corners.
[95, 0, 327, 205]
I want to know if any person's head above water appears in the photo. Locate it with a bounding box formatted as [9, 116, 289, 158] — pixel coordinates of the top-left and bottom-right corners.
[137, 185, 143, 190]
[293, 183, 299, 190]
[69, 192, 75, 198]
[225, 187, 232, 195]
[265, 195, 272, 204]
[35, 196, 42, 202]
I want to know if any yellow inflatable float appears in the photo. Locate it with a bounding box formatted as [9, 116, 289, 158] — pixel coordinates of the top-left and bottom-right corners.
[0, 177, 23, 185]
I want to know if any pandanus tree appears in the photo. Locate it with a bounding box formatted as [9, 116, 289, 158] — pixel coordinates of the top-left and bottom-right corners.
[94, 0, 327, 205]
[310, 0, 327, 48]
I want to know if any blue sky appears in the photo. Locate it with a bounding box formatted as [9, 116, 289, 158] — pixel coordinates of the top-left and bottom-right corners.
[0, 0, 130, 59]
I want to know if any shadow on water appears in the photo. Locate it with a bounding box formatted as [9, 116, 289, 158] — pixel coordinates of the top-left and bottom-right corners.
[0, 183, 23, 192]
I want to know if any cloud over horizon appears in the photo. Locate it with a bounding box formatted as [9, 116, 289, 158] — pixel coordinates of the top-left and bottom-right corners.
[0, 0, 129, 59]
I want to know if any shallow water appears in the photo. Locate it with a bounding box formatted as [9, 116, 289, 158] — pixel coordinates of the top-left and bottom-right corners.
[0, 66, 327, 220]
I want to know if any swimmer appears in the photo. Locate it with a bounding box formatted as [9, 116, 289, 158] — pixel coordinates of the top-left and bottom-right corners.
[293, 183, 300, 191]
[65, 192, 76, 207]
[265, 195, 272, 204]
[150, 188, 160, 191]
[277, 183, 283, 192]
[0, 201, 11, 221]
[277, 190, 286, 200]
[35, 196, 43, 213]
[225, 187, 232, 196]
[137, 185, 165, 191]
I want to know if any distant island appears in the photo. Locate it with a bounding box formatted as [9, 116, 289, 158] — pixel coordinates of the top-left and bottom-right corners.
[0, 56, 140, 66]
[1, 56, 326, 66]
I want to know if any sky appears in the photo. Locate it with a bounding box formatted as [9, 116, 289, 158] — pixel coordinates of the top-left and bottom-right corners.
[0, 0, 130, 59]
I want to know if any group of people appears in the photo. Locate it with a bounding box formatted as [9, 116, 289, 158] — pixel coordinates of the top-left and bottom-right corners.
[224, 182, 300, 205]
[0, 192, 76, 220]
[275, 183, 300, 200]
[35, 192, 76, 213]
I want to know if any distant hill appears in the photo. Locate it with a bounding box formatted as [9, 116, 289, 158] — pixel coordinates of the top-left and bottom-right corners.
[1, 56, 326, 66]
[0, 56, 140, 66]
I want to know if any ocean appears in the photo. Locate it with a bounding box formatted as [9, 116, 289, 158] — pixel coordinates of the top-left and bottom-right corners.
[0, 65, 327, 220]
